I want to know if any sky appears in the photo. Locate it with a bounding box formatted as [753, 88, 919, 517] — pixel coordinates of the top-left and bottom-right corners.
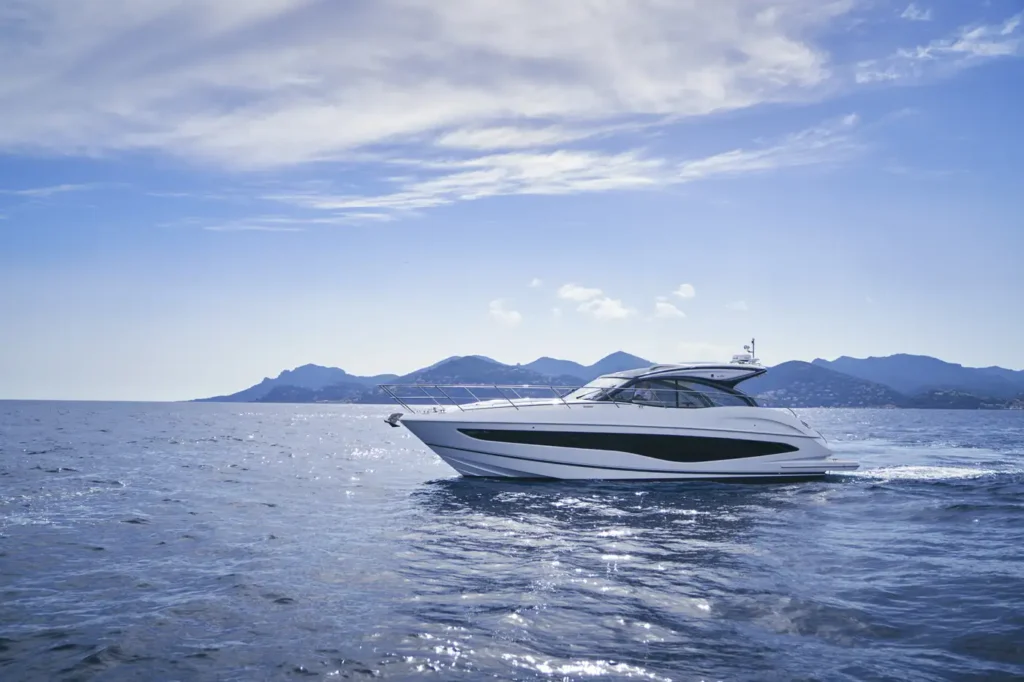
[1, 0, 1023, 401]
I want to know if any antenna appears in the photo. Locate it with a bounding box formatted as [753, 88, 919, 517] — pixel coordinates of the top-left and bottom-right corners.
[737, 338, 759, 365]
[734, 337, 759, 365]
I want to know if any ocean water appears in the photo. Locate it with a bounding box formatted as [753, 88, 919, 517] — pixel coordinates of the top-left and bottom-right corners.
[1, 403, 1022, 682]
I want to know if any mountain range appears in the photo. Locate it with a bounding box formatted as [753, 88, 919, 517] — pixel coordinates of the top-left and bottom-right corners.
[195, 352, 1024, 409]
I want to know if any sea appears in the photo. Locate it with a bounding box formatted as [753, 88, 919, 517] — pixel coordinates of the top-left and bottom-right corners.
[1, 402, 1022, 682]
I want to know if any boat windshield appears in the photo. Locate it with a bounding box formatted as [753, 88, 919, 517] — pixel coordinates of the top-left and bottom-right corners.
[565, 377, 630, 401]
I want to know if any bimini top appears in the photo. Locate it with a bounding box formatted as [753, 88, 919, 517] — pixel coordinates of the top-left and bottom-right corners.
[603, 360, 767, 387]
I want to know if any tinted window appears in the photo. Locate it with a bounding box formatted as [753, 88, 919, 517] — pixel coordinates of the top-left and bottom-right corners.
[616, 380, 704, 408]
[666, 380, 706, 408]
[680, 380, 756, 407]
[632, 380, 684, 407]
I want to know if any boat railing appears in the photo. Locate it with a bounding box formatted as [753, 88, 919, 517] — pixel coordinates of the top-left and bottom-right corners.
[377, 383, 759, 414]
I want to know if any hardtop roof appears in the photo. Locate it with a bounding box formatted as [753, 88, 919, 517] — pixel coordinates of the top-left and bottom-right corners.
[603, 362, 767, 385]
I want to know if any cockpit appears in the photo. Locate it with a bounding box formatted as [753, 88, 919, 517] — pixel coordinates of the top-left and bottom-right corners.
[564, 371, 760, 408]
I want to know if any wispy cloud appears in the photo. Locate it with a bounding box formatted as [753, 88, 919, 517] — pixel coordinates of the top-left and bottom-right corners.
[488, 299, 522, 327]
[857, 12, 1023, 83]
[727, 300, 749, 311]
[267, 115, 861, 215]
[204, 223, 305, 233]
[185, 213, 393, 232]
[266, 149, 667, 212]
[436, 126, 601, 151]
[677, 114, 861, 181]
[145, 189, 252, 202]
[900, 4, 932, 22]
[0, 183, 102, 198]
[529, 278, 543, 288]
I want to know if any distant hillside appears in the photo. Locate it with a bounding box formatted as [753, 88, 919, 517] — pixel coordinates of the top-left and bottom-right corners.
[355, 356, 586, 404]
[195, 352, 638, 404]
[246, 356, 587, 405]
[586, 351, 654, 379]
[195, 351, 1023, 409]
[197, 363, 397, 402]
[745, 361, 906, 408]
[416, 355, 502, 372]
[903, 390, 1024, 410]
[521, 356, 589, 379]
[813, 354, 1024, 399]
[394, 356, 579, 384]
[257, 381, 368, 403]
[523, 351, 652, 382]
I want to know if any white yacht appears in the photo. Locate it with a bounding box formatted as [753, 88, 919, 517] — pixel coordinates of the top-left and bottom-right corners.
[380, 343, 858, 481]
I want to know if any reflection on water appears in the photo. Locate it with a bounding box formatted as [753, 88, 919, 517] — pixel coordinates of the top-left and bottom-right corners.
[410, 477, 771, 564]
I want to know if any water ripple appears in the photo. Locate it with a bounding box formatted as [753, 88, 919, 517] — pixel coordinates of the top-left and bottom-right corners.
[1, 403, 1023, 680]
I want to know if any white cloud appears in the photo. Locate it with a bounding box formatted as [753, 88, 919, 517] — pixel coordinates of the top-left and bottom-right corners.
[673, 283, 697, 299]
[191, 213, 393, 231]
[436, 126, 600, 151]
[856, 12, 1023, 83]
[330, 212, 396, 223]
[529, 278, 543, 288]
[0, 183, 101, 197]
[727, 300, 749, 311]
[654, 301, 686, 319]
[552, 307, 562, 319]
[900, 4, 932, 22]
[488, 299, 522, 327]
[578, 296, 635, 321]
[554, 282, 633, 320]
[557, 283, 603, 302]
[0, 0, 855, 169]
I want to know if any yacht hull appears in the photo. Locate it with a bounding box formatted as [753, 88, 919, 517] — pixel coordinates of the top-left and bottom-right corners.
[396, 404, 858, 481]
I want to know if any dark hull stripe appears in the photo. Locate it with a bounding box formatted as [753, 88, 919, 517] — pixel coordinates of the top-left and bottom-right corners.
[408, 416, 819, 441]
[426, 443, 824, 477]
[456, 428, 798, 462]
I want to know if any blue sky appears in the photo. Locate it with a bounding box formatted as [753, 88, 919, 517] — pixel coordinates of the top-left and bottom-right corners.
[1, 0, 1022, 401]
